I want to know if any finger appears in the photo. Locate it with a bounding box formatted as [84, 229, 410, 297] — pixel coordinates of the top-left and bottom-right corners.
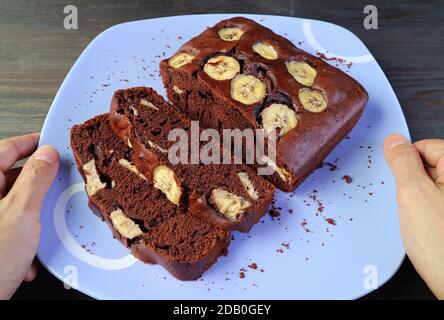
[384, 134, 430, 189]
[6, 145, 60, 215]
[414, 139, 444, 167]
[0, 133, 39, 172]
[24, 259, 39, 282]
[435, 159, 444, 185]
[426, 166, 439, 181]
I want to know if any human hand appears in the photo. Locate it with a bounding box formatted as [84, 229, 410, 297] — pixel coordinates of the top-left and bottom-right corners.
[0, 133, 59, 299]
[384, 134, 444, 299]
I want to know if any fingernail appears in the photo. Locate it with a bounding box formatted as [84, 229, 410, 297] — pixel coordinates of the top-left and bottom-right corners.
[387, 135, 409, 150]
[33, 145, 59, 164]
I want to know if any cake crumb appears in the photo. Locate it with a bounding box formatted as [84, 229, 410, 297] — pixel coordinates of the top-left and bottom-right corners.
[301, 220, 311, 233]
[342, 175, 353, 184]
[269, 208, 280, 218]
[248, 263, 258, 270]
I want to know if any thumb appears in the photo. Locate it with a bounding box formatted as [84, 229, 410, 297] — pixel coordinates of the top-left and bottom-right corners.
[384, 134, 429, 189]
[6, 145, 60, 214]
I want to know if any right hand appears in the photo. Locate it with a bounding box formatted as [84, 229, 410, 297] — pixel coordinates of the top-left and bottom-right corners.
[384, 134, 444, 299]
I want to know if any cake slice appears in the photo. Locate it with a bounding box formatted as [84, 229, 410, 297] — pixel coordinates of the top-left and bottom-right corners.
[109, 87, 275, 233]
[160, 17, 368, 191]
[70, 114, 230, 280]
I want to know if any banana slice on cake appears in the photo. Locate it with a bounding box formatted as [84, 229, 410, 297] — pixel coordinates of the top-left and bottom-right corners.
[230, 74, 266, 105]
[252, 42, 278, 60]
[168, 52, 195, 68]
[110, 209, 143, 239]
[286, 60, 317, 86]
[260, 103, 298, 137]
[218, 27, 244, 41]
[211, 188, 250, 219]
[203, 56, 240, 80]
[152, 165, 182, 205]
[298, 88, 327, 113]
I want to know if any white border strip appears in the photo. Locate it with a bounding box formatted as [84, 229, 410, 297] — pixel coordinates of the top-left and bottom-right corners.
[53, 183, 138, 270]
[302, 20, 374, 64]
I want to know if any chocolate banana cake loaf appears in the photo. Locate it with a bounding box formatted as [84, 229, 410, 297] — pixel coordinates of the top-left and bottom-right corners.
[160, 17, 369, 191]
[109, 87, 275, 233]
[70, 114, 230, 280]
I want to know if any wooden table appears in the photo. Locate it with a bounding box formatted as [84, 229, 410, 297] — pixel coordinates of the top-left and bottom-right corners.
[1, 0, 441, 299]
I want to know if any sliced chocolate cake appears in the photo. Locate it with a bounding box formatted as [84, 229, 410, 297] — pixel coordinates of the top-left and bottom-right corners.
[109, 87, 275, 233]
[70, 114, 230, 280]
[160, 17, 368, 191]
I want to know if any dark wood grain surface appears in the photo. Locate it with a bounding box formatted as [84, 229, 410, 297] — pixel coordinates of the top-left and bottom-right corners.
[1, 0, 442, 299]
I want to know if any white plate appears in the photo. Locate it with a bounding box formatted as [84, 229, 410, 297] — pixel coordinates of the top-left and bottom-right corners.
[38, 14, 408, 299]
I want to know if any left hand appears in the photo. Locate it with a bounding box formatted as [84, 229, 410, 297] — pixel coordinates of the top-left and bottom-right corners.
[0, 133, 60, 299]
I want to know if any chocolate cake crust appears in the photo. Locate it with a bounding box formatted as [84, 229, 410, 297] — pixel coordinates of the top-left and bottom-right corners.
[160, 17, 368, 191]
[110, 87, 274, 232]
[109, 87, 275, 233]
[70, 114, 230, 280]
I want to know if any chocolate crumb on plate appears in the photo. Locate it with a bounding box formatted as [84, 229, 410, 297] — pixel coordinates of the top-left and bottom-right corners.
[248, 263, 258, 270]
[342, 175, 353, 184]
[269, 208, 281, 218]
